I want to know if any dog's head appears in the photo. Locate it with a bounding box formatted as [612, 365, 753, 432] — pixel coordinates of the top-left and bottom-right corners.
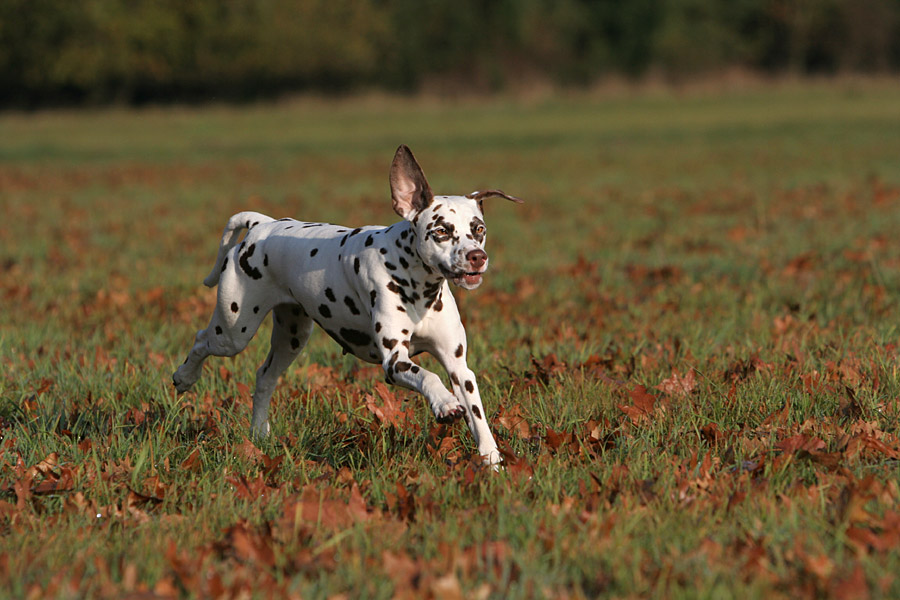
[390, 145, 522, 290]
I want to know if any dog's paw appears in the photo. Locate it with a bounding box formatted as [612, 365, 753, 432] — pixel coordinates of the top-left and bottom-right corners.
[172, 368, 197, 394]
[432, 397, 465, 424]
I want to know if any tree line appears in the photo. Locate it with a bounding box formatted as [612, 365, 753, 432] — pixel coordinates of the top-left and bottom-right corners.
[2, 0, 898, 107]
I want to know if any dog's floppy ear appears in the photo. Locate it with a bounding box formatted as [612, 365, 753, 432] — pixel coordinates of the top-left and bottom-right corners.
[390, 145, 433, 219]
[466, 189, 524, 213]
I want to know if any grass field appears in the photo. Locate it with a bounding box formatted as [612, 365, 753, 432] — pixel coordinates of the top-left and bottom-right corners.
[3, 81, 900, 598]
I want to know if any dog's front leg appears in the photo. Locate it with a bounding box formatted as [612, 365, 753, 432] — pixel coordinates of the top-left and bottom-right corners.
[431, 343, 501, 467]
[379, 328, 501, 467]
[380, 339, 466, 424]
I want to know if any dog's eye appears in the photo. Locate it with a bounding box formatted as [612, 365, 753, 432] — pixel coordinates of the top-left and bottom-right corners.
[474, 225, 485, 236]
[432, 227, 448, 237]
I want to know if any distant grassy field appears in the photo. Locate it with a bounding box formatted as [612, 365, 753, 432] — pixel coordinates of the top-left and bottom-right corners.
[3, 81, 900, 598]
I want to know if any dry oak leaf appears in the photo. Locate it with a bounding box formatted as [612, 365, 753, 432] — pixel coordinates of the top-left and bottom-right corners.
[618, 385, 657, 424]
[281, 483, 371, 531]
[656, 369, 696, 397]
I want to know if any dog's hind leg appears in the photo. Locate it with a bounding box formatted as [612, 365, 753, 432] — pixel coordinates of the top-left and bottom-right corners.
[173, 259, 275, 393]
[250, 303, 314, 437]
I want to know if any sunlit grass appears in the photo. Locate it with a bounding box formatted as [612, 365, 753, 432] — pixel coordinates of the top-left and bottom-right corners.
[2, 82, 900, 598]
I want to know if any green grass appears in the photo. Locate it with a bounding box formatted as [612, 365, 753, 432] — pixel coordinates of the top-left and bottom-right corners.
[3, 81, 900, 598]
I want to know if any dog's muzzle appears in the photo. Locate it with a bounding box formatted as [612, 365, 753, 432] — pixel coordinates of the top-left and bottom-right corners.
[445, 249, 488, 288]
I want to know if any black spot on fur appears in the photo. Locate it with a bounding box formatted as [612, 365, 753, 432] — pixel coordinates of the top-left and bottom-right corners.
[310, 248, 318, 257]
[325, 288, 336, 302]
[340, 235, 349, 247]
[411, 366, 420, 374]
[434, 298, 443, 311]
[231, 302, 239, 313]
[465, 380, 474, 393]
[239, 243, 263, 279]
[397, 306, 406, 312]
[399, 257, 409, 269]
[221, 256, 228, 272]
[215, 326, 223, 335]
[370, 290, 377, 307]
[344, 296, 360, 315]
[241, 326, 247, 333]
[455, 344, 463, 358]
[324, 329, 354, 355]
[263, 254, 269, 267]
[383, 338, 397, 350]
[354, 257, 360, 274]
[253, 306, 260, 314]
[472, 406, 482, 419]
[340, 328, 371, 346]
[401, 329, 409, 335]
[349, 227, 363, 237]
[365, 235, 374, 247]
[450, 373, 460, 385]
[375, 322, 382, 333]
[391, 275, 409, 288]
[319, 304, 331, 318]
[285, 226, 294, 230]
[291, 338, 300, 350]
[380, 248, 388, 255]
[385, 262, 397, 271]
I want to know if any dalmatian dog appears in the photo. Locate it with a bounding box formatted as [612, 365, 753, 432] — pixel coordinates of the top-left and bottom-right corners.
[173, 145, 522, 467]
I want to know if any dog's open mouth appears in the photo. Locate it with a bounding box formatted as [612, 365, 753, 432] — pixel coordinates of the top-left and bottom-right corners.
[444, 269, 485, 288]
[457, 272, 483, 286]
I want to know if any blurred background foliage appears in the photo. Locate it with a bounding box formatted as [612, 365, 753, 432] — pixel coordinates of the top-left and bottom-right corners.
[1, 0, 899, 107]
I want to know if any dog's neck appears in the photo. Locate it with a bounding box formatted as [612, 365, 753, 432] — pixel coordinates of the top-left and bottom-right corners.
[387, 220, 447, 306]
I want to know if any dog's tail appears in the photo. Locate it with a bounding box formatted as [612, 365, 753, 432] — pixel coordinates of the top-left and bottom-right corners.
[202, 211, 274, 287]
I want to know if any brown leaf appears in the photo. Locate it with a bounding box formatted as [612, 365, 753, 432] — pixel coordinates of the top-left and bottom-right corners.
[226, 521, 276, 568]
[365, 382, 412, 428]
[233, 436, 265, 463]
[829, 563, 870, 600]
[776, 434, 826, 455]
[382, 550, 419, 591]
[656, 369, 696, 397]
[498, 443, 534, 480]
[281, 483, 372, 531]
[617, 385, 657, 424]
[180, 448, 202, 472]
[496, 404, 533, 439]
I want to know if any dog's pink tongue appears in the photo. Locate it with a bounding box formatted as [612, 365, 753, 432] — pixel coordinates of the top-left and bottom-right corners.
[464, 273, 482, 285]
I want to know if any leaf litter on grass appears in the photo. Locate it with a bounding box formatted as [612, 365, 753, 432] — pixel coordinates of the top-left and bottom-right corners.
[3, 87, 900, 597]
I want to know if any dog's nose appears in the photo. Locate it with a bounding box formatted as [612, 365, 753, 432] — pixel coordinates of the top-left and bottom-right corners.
[466, 249, 487, 270]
